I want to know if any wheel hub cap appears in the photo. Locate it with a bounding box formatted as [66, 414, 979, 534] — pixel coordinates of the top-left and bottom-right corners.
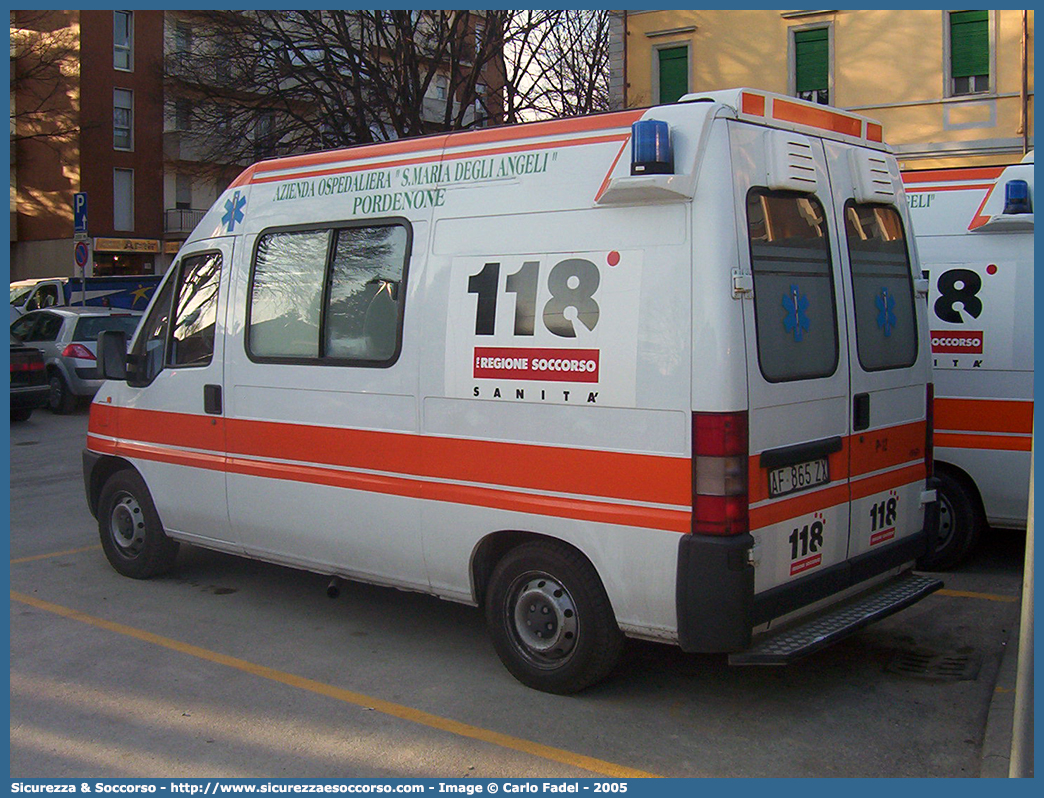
[512, 575, 578, 661]
[110, 493, 146, 555]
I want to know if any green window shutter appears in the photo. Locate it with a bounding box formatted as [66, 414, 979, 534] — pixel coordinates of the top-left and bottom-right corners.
[950, 10, 989, 78]
[658, 46, 688, 104]
[794, 28, 829, 93]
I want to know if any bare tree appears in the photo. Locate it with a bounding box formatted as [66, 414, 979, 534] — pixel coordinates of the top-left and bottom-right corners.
[168, 10, 512, 168]
[10, 10, 81, 145]
[501, 10, 614, 123]
[167, 10, 613, 171]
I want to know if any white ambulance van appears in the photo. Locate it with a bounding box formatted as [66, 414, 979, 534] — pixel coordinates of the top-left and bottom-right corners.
[85, 89, 942, 693]
[903, 153, 1034, 569]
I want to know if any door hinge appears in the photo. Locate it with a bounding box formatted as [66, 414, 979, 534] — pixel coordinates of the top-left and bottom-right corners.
[732, 269, 753, 299]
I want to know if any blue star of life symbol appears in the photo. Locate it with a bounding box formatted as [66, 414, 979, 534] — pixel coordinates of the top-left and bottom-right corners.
[782, 284, 811, 342]
[875, 287, 897, 337]
[222, 191, 246, 232]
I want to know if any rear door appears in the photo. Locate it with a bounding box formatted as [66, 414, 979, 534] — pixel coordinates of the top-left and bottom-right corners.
[823, 143, 929, 558]
[730, 122, 855, 594]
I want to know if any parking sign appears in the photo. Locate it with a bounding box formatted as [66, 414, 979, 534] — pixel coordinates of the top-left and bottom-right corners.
[74, 192, 88, 235]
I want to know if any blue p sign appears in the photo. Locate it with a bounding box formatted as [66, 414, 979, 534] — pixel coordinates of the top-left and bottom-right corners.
[74, 192, 88, 234]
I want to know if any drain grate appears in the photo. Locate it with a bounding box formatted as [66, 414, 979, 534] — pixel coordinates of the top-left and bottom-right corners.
[885, 649, 982, 681]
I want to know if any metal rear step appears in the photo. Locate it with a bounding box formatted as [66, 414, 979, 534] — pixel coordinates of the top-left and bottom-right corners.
[729, 572, 943, 666]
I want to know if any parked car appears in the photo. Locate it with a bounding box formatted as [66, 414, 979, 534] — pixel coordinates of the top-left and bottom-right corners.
[10, 336, 49, 421]
[10, 307, 142, 413]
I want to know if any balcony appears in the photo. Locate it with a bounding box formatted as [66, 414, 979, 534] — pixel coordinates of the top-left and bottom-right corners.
[165, 208, 208, 235]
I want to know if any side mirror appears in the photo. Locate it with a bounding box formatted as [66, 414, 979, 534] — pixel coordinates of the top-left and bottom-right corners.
[96, 329, 129, 380]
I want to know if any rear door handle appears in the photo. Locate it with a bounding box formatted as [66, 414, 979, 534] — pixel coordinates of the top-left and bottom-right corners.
[853, 393, 870, 432]
[204, 384, 223, 415]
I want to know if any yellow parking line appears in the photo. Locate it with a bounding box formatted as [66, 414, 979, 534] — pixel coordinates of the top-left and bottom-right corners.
[10, 545, 102, 565]
[937, 588, 1019, 603]
[11, 590, 660, 779]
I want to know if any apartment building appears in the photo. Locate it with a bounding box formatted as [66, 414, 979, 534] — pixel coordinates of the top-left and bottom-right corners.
[610, 9, 1033, 169]
[11, 10, 165, 280]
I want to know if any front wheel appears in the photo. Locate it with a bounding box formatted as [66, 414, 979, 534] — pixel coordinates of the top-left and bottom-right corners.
[485, 540, 624, 694]
[918, 470, 983, 570]
[98, 469, 179, 579]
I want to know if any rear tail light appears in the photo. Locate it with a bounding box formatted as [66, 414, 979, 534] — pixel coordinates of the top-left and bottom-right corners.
[925, 383, 935, 478]
[10, 360, 44, 373]
[693, 411, 749, 536]
[62, 343, 96, 360]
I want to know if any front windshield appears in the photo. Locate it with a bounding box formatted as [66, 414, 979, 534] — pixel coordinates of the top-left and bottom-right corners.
[10, 285, 34, 306]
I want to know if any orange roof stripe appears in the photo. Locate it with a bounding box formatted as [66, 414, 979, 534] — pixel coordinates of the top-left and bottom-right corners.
[901, 167, 1004, 184]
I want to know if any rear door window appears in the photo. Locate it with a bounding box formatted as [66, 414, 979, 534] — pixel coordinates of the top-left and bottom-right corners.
[746, 190, 839, 382]
[843, 203, 918, 371]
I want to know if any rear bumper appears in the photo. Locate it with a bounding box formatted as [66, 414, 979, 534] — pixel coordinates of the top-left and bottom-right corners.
[676, 498, 938, 654]
[10, 384, 50, 410]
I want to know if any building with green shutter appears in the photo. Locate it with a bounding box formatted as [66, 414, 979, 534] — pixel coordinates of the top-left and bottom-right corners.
[610, 9, 1032, 169]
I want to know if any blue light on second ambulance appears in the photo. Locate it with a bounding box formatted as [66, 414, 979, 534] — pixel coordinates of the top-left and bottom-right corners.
[1003, 179, 1032, 214]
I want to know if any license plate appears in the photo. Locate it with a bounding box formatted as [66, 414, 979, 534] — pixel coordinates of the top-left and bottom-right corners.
[768, 457, 830, 498]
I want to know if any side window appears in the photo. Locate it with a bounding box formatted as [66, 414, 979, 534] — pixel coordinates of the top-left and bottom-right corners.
[325, 225, 408, 363]
[32, 313, 63, 342]
[248, 221, 410, 366]
[248, 230, 329, 359]
[170, 252, 222, 367]
[10, 315, 38, 341]
[128, 272, 176, 386]
[747, 190, 838, 382]
[843, 203, 918, 371]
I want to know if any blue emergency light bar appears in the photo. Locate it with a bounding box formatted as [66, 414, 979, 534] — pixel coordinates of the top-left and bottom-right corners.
[631, 119, 674, 175]
[1003, 179, 1032, 214]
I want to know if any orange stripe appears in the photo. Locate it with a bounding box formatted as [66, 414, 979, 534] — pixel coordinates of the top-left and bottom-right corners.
[250, 133, 631, 187]
[850, 421, 926, 478]
[772, 98, 863, 138]
[901, 167, 1004, 184]
[967, 182, 997, 230]
[936, 433, 1033, 453]
[935, 397, 1034, 435]
[229, 457, 692, 533]
[90, 432, 691, 533]
[750, 483, 850, 531]
[850, 463, 926, 501]
[905, 183, 993, 193]
[248, 111, 646, 181]
[95, 407, 692, 508]
[594, 139, 632, 202]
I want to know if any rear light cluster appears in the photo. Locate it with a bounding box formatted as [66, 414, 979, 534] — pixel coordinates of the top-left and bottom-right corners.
[10, 359, 45, 373]
[692, 411, 749, 536]
[62, 343, 96, 360]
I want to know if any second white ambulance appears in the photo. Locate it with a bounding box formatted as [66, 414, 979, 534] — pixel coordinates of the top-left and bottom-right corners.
[84, 89, 942, 693]
[904, 153, 1034, 568]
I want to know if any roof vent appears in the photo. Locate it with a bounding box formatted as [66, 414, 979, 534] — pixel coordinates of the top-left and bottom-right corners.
[850, 149, 897, 203]
[765, 130, 818, 192]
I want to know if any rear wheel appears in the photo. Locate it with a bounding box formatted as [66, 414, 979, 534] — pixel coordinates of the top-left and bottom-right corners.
[48, 371, 76, 414]
[918, 469, 982, 570]
[10, 408, 32, 422]
[485, 540, 624, 694]
[98, 469, 179, 579]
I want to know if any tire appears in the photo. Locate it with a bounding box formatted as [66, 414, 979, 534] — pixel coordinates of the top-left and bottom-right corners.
[485, 540, 624, 694]
[918, 469, 983, 571]
[48, 371, 76, 414]
[10, 407, 32, 422]
[97, 469, 179, 579]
